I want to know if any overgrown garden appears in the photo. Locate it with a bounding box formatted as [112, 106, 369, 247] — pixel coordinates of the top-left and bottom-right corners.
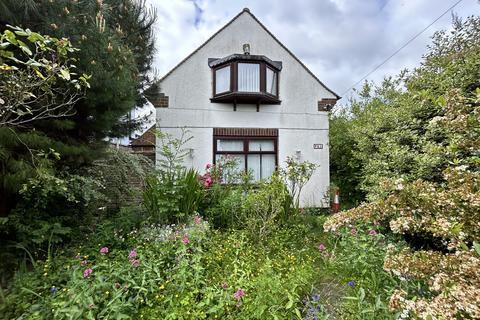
[0, 2, 479, 319]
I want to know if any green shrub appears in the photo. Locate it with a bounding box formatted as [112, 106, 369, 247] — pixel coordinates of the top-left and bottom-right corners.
[5, 171, 104, 253]
[241, 174, 293, 241]
[84, 149, 152, 210]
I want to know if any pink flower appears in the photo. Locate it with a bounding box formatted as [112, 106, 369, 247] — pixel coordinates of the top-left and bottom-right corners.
[369, 229, 377, 235]
[80, 260, 88, 266]
[318, 243, 327, 252]
[234, 288, 245, 301]
[128, 250, 137, 259]
[194, 216, 202, 225]
[131, 259, 140, 268]
[99, 247, 109, 255]
[182, 235, 190, 245]
[206, 163, 212, 169]
[350, 228, 358, 236]
[222, 282, 229, 290]
[203, 175, 213, 187]
[83, 268, 93, 278]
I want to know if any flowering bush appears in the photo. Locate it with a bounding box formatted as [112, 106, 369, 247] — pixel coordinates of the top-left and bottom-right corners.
[325, 167, 480, 319]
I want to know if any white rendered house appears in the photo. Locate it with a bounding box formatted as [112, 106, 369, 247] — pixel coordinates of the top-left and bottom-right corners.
[154, 8, 339, 207]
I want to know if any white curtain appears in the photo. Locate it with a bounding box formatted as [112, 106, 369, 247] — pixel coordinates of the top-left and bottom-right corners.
[266, 68, 277, 95]
[215, 66, 230, 94]
[249, 140, 274, 152]
[217, 139, 243, 151]
[248, 154, 275, 181]
[238, 63, 260, 92]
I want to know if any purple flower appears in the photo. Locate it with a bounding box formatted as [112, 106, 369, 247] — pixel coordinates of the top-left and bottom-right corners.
[99, 247, 109, 255]
[369, 229, 377, 235]
[83, 268, 93, 278]
[182, 235, 190, 245]
[128, 250, 137, 259]
[347, 280, 356, 287]
[50, 286, 58, 294]
[312, 293, 320, 301]
[318, 243, 326, 252]
[350, 228, 358, 236]
[234, 288, 245, 301]
[80, 260, 88, 266]
[131, 259, 140, 268]
[222, 282, 229, 290]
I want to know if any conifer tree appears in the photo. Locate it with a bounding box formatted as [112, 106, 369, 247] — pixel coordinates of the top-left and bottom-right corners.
[0, 0, 157, 214]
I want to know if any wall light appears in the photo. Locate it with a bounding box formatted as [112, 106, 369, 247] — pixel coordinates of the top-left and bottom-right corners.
[295, 150, 301, 160]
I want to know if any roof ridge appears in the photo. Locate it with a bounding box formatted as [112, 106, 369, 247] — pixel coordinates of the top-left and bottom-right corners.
[158, 8, 340, 99]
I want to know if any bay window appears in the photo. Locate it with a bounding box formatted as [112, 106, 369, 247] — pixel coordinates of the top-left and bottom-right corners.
[209, 54, 281, 105]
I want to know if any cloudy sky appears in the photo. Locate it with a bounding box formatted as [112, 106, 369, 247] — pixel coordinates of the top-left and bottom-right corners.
[147, 0, 478, 103]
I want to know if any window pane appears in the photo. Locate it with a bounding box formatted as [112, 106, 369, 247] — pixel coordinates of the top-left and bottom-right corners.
[266, 68, 277, 95]
[238, 63, 260, 92]
[248, 154, 276, 181]
[249, 140, 274, 152]
[215, 154, 245, 183]
[215, 66, 230, 94]
[217, 139, 243, 151]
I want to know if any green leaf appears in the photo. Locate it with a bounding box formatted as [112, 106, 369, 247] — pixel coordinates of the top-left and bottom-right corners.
[473, 241, 480, 256]
[285, 295, 294, 309]
[294, 308, 302, 319]
[4, 30, 18, 45]
[358, 288, 365, 302]
[60, 68, 71, 81]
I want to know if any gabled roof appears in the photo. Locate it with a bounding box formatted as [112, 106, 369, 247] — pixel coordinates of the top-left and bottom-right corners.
[159, 8, 340, 99]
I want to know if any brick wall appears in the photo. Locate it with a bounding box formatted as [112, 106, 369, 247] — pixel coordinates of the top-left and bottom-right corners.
[318, 98, 337, 111]
[213, 127, 278, 137]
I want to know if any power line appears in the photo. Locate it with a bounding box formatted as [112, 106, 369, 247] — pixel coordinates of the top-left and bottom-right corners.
[340, 0, 464, 97]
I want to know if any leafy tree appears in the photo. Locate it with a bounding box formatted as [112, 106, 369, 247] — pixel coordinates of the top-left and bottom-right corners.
[330, 15, 480, 200]
[0, 26, 90, 127]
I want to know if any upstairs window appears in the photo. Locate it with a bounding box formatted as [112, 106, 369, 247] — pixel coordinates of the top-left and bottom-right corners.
[209, 54, 281, 105]
[238, 63, 260, 92]
[266, 67, 277, 96]
[215, 65, 230, 94]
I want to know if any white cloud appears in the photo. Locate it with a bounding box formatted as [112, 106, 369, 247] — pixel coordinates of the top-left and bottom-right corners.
[147, 0, 479, 101]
